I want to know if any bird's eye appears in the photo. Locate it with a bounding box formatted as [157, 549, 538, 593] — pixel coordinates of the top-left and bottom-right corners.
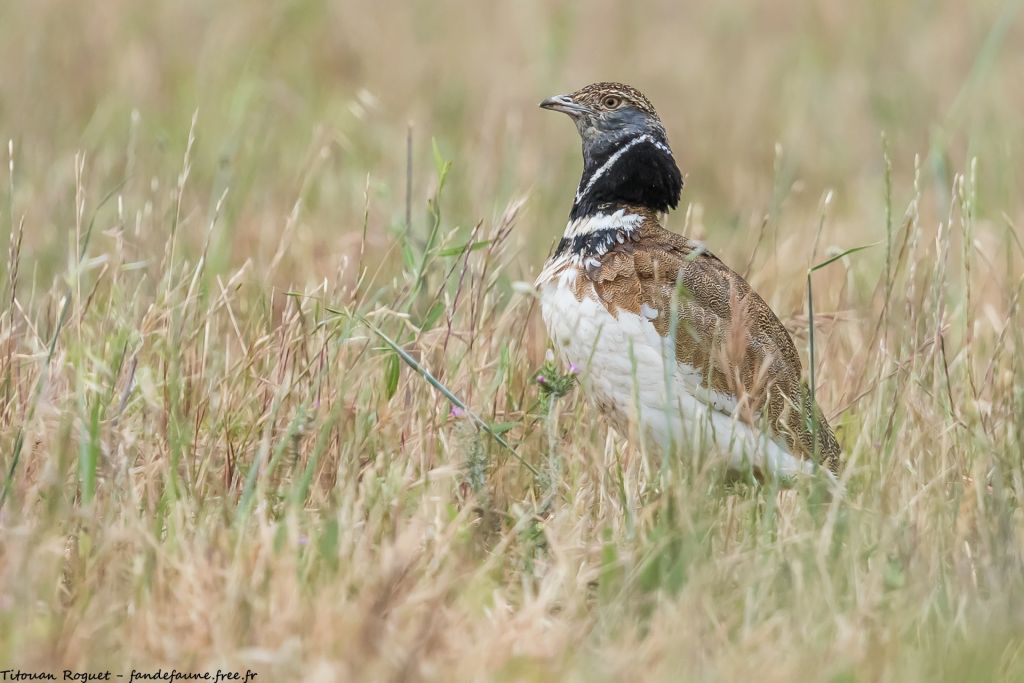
[602, 96, 622, 109]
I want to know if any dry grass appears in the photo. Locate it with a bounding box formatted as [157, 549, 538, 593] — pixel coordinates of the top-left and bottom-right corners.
[2, 0, 1024, 680]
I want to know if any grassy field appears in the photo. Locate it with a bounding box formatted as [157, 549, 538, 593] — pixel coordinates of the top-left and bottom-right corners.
[2, 0, 1024, 680]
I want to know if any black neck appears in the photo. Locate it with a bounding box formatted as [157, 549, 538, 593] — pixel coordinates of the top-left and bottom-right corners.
[570, 133, 683, 221]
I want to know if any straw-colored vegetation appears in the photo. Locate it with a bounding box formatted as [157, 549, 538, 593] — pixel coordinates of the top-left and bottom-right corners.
[2, 0, 1023, 680]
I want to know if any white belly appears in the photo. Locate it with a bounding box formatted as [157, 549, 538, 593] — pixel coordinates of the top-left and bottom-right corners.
[539, 271, 814, 480]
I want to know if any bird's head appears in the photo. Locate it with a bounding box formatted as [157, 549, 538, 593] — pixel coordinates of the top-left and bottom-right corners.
[540, 82, 683, 219]
[540, 82, 663, 142]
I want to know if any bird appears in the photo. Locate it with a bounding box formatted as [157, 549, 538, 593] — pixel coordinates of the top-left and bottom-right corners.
[536, 82, 841, 481]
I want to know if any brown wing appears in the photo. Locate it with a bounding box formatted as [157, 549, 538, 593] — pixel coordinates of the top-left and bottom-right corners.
[585, 220, 841, 471]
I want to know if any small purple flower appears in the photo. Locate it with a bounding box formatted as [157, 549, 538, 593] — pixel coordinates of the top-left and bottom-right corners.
[567, 362, 579, 375]
[536, 374, 547, 384]
[450, 405, 466, 418]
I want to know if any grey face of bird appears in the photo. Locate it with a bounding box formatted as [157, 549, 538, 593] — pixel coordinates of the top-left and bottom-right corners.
[579, 108, 669, 171]
[539, 87, 668, 164]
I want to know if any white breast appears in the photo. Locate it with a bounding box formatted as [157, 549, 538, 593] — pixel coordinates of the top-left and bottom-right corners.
[538, 267, 814, 480]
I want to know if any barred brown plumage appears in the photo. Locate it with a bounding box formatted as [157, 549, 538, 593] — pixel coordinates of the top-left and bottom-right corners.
[538, 82, 841, 479]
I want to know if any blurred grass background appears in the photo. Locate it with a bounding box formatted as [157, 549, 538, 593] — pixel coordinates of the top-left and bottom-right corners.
[1, 0, 1024, 681]
[3, 0, 1022, 284]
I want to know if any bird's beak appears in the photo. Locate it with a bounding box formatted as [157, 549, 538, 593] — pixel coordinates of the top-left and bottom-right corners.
[539, 94, 590, 117]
